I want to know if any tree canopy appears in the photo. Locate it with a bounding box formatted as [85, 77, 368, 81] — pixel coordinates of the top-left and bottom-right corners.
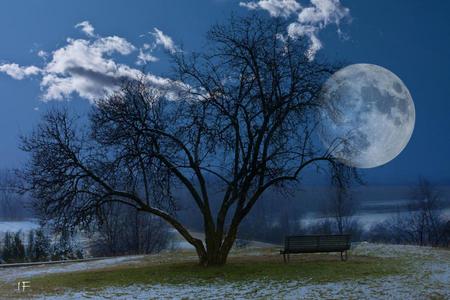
[21, 15, 355, 266]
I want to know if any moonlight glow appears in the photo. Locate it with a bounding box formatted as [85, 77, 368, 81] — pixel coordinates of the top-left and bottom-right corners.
[318, 64, 415, 168]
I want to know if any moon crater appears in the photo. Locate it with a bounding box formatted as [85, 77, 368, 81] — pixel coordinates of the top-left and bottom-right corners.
[318, 64, 415, 169]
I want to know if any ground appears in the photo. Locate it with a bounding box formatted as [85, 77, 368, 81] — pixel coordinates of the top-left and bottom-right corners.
[0, 242, 448, 299]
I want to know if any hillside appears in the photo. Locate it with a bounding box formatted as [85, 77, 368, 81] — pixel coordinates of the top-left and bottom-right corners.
[0, 242, 448, 299]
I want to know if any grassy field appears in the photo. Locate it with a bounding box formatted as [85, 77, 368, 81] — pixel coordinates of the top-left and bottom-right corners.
[2, 248, 407, 299]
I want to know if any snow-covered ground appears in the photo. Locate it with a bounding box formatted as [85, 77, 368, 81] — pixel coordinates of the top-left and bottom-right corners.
[0, 255, 145, 283]
[2, 243, 448, 299]
[33, 277, 448, 300]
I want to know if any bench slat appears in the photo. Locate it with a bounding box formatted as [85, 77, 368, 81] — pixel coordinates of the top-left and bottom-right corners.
[282, 234, 351, 254]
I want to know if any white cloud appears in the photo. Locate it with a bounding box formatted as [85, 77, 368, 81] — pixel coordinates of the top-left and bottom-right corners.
[136, 48, 159, 65]
[0, 21, 201, 103]
[40, 36, 140, 101]
[151, 28, 178, 54]
[75, 21, 95, 37]
[37, 50, 48, 59]
[298, 0, 349, 28]
[240, 0, 350, 60]
[0, 20, 181, 102]
[0, 63, 41, 80]
[287, 23, 322, 59]
[239, 0, 301, 17]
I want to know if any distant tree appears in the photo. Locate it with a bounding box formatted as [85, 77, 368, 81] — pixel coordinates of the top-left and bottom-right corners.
[51, 230, 83, 260]
[328, 186, 360, 237]
[26, 228, 52, 262]
[367, 177, 447, 246]
[1, 232, 13, 262]
[34, 228, 51, 261]
[444, 221, 450, 247]
[21, 15, 355, 266]
[12, 232, 25, 262]
[238, 202, 295, 244]
[0, 169, 29, 220]
[407, 177, 445, 246]
[2, 231, 26, 263]
[2, 229, 54, 263]
[90, 203, 169, 256]
[27, 230, 35, 261]
[307, 219, 334, 235]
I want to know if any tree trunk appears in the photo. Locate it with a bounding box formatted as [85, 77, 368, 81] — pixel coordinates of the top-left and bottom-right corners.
[196, 230, 237, 266]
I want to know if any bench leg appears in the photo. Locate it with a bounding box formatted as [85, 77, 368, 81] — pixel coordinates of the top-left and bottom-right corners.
[340, 251, 348, 261]
[283, 254, 286, 263]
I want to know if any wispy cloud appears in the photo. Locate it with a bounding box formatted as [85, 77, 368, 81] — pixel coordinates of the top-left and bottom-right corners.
[151, 28, 179, 54]
[136, 43, 159, 65]
[75, 21, 96, 37]
[0, 22, 180, 102]
[137, 49, 159, 65]
[240, 0, 350, 60]
[239, 0, 301, 18]
[298, 0, 349, 25]
[37, 50, 48, 59]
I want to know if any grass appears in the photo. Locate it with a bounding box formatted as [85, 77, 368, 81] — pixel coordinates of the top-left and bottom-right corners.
[3, 249, 406, 298]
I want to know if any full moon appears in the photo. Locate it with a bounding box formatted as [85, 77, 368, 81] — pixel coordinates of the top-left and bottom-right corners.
[318, 64, 415, 168]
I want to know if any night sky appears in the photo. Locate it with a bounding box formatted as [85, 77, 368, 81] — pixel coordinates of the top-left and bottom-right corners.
[0, 0, 449, 185]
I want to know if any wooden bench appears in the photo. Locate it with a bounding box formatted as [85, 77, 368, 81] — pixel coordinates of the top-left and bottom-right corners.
[280, 234, 351, 262]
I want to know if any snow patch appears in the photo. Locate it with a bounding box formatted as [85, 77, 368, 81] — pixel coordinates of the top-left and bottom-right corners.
[0, 255, 144, 283]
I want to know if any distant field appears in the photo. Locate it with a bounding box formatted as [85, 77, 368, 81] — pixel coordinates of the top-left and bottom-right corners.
[0, 220, 39, 234]
[1, 243, 449, 299]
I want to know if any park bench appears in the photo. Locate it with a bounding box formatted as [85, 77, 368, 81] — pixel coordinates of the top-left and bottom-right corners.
[280, 234, 351, 262]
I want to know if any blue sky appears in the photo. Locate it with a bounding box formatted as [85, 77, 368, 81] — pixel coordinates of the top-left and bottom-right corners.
[0, 0, 449, 185]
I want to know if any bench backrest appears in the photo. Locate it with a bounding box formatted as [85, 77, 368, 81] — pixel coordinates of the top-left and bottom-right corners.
[285, 234, 351, 252]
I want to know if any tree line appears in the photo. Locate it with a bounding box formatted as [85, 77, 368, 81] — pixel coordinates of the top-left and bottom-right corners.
[1, 176, 448, 264]
[0, 229, 82, 264]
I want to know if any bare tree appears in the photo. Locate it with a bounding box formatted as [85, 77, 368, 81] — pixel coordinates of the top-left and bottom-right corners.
[328, 186, 359, 235]
[0, 169, 29, 220]
[21, 16, 354, 266]
[90, 203, 169, 256]
[407, 177, 445, 246]
[367, 177, 447, 247]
